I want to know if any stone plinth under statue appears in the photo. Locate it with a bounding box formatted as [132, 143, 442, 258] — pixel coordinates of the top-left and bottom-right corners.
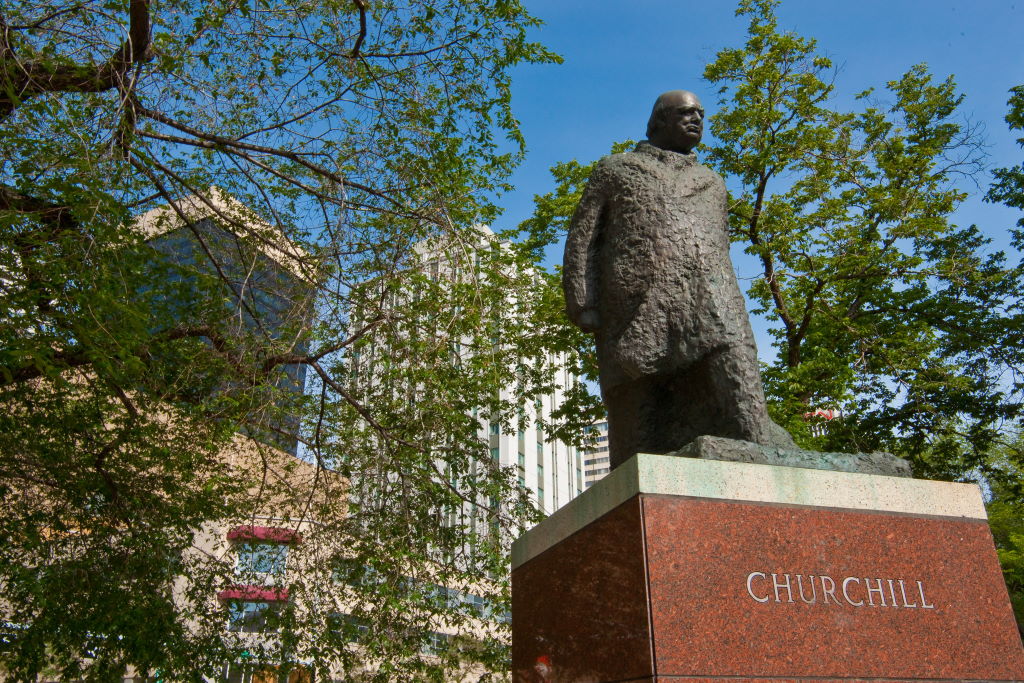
[511, 447, 1024, 683]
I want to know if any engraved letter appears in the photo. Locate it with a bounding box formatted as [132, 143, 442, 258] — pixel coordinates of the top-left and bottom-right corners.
[820, 575, 839, 605]
[917, 581, 935, 609]
[864, 577, 887, 607]
[842, 577, 864, 607]
[746, 572, 770, 603]
[898, 579, 917, 608]
[796, 574, 817, 604]
[772, 573, 794, 603]
[887, 579, 899, 608]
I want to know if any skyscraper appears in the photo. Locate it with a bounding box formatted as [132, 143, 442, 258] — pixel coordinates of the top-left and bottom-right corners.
[136, 190, 312, 454]
[581, 418, 611, 490]
[347, 224, 583, 514]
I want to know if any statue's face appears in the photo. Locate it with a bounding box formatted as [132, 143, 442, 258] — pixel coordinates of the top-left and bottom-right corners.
[650, 91, 704, 154]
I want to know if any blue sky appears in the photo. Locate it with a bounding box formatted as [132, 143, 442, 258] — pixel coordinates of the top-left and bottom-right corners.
[498, 0, 1024, 358]
[501, 0, 1023, 246]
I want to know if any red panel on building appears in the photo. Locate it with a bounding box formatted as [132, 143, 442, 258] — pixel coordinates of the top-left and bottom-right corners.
[226, 525, 302, 544]
[217, 585, 289, 602]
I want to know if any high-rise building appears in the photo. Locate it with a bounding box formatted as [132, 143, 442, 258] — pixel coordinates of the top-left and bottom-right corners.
[348, 225, 584, 514]
[16, 195, 545, 682]
[581, 418, 611, 490]
[432, 226, 582, 514]
[486, 384, 581, 515]
[136, 190, 312, 454]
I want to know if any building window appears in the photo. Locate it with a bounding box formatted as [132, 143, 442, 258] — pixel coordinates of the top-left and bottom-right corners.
[227, 601, 282, 633]
[332, 560, 386, 587]
[490, 447, 500, 461]
[221, 663, 311, 683]
[236, 542, 288, 576]
[489, 421, 500, 435]
[422, 631, 451, 655]
[329, 612, 370, 643]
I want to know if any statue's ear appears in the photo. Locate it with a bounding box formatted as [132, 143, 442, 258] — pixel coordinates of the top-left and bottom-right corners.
[646, 110, 662, 140]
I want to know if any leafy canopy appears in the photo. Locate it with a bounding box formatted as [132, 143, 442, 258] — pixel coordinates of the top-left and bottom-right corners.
[1, 0, 568, 680]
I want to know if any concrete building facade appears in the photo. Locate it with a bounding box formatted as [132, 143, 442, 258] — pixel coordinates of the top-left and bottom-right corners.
[581, 418, 611, 490]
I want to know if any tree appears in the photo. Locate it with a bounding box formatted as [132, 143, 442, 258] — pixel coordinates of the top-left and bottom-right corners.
[985, 436, 1024, 635]
[521, 0, 1024, 488]
[982, 84, 1024, 634]
[1, 0, 565, 680]
[987, 85, 1024, 248]
[702, 0, 1024, 481]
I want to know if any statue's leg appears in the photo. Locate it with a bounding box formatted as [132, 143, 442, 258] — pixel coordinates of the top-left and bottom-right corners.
[607, 376, 706, 467]
[604, 381, 641, 470]
[702, 343, 774, 445]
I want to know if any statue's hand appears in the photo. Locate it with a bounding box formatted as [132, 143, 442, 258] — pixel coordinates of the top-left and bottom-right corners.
[577, 308, 601, 332]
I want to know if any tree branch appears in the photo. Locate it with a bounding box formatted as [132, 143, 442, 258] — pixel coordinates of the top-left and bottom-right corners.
[132, 108, 414, 212]
[7, 4, 89, 31]
[743, 171, 797, 360]
[0, 0, 152, 120]
[351, 0, 368, 58]
[0, 184, 78, 232]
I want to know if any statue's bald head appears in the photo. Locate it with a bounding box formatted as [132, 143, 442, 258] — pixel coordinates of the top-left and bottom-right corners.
[646, 90, 704, 154]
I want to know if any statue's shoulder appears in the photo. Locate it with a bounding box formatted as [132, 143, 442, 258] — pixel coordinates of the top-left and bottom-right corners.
[589, 149, 659, 186]
[693, 160, 727, 186]
[592, 150, 645, 174]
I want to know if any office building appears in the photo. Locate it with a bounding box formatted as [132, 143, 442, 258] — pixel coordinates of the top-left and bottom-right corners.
[581, 418, 611, 489]
[136, 189, 312, 455]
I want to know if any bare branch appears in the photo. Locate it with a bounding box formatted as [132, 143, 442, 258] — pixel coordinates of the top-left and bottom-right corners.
[0, 0, 152, 120]
[133, 108, 414, 212]
[351, 0, 368, 58]
[7, 4, 89, 31]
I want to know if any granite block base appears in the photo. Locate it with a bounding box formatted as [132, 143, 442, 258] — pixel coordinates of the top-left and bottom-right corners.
[511, 454, 1024, 683]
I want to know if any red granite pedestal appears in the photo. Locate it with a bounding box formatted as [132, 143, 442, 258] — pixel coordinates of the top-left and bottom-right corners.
[511, 454, 1024, 683]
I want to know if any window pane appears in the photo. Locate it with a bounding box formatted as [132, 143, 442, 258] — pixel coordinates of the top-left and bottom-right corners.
[236, 543, 288, 575]
[227, 601, 281, 633]
[328, 612, 369, 643]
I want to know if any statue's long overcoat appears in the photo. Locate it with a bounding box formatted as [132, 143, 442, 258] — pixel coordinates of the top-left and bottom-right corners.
[563, 142, 757, 391]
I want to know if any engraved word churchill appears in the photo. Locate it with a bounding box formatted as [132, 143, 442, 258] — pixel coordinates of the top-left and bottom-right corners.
[563, 90, 795, 468]
[745, 571, 936, 609]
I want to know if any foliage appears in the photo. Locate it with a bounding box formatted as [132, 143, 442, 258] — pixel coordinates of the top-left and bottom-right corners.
[982, 431, 1024, 633]
[509, 140, 637, 443]
[989, 494, 1024, 633]
[982, 85, 1024, 633]
[0, 0, 563, 680]
[987, 86, 1024, 243]
[703, 0, 1024, 479]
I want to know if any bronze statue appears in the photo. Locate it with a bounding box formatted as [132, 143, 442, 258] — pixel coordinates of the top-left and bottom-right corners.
[563, 90, 794, 469]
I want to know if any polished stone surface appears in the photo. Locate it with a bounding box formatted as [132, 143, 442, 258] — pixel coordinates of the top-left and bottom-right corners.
[512, 454, 985, 570]
[511, 456, 1023, 683]
[512, 496, 652, 683]
[644, 495, 1022, 680]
